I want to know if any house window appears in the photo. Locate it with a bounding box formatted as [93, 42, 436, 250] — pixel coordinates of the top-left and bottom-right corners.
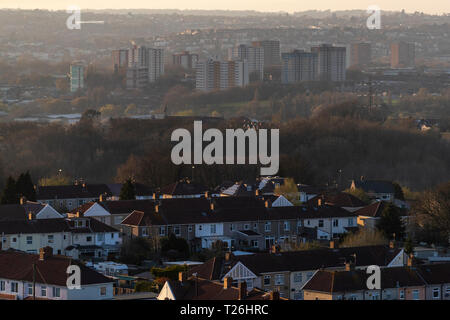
[53, 287, 61, 298]
[27, 283, 33, 295]
[297, 220, 302, 227]
[188, 225, 193, 232]
[12, 237, 17, 243]
[244, 224, 250, 230]
[253, 223, 258, 231]
[264, 275, 271, 286]
[114, 216, 123, 225]
[412, 289, 420, 300]
[333, 219, 339, 227]
[86, 236, 92, 242]
[293, 272, 303, 283]
[245, 279, 253, 290]
[159, 227, 166, 236]
[251, 240, 258, 248]
[284, 221, 290, 231]
[385, 292, 391, 300]
[11, 282, 18, 293]
[142, 228, 148, 237]
[100, 287, 107, 296]
[100, 217, 106, 224]
[349, 295, 357, 300]
[230, 224, 235, 231]
[371, 293, 380, 300]
[318, 220, 324, 228]
[68, 201, 72, 207]
[446, 286, 450, 295]
[0, 281, 5, 291]
[41, 286, 47, 297]
[265, 222, 271, 232]
[48, 235, 54, 243]
[198, 225, 202, 231]
[174, 226, 181, 236]
[432, 288, 440, 299]
[275, 274, 284, 285]
[210, 224, 216, 234]
[97, 233, 105, 241]
[307, 220, 310, 226]
[348, 218, 354, 226]
[26, 236, 33, 245]
[399, 290, 405, 300]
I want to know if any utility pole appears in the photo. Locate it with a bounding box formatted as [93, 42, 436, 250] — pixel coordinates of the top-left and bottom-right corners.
[32, 263, 36, 300]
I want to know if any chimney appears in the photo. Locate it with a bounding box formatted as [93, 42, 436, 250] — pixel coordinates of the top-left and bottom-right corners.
[224, 277, 233, 289]
[407, 253, 415, 267]
[76, 211, 80, 218]
[20, 196, 27, 205]
[204, 191, 210, 198]
[210, 202, 215, 211]
[317, 198, 322, 206]
[155, 204, 159, 213]
[265, 200, 270, 208]
[389, 240, 395, 249]
[99, 194, 105, 202]
[238, 281, 247, 300]
[345, 261, 355, 271]
[28, 212, 33, 221]
[329, 240, 338, 249]
[178, 272, 187, 283]
[39, 247, 53, 261]
[255, 189, 260, 196]
[225, 252, 232, 262]
[270, 291, 280, 300]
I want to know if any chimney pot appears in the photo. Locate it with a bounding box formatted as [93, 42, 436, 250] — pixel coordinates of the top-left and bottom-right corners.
[265, 200, 270, 208]
[318, 198, 322, 206]
[205, 191, 210, 198]
[330, 240, 337, 249]
[389, 240, 395, 249]
[39, 247, 53, 261]
[270, 291, 280, 300]
[407, 253, 415, 267]
[224, 277, 233, 289]
[210, 203, 215, 211]
[155, 205, 159, 213]
[20, 197, 27, 205]
[178, 272, 187, 283]
[28, 212, 33, 220]
[345, 262, 354, 271]
[238, 281, 247, 300]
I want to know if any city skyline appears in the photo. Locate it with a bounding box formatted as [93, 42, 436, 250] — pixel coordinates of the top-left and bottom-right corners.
[2, 0, 450, 14]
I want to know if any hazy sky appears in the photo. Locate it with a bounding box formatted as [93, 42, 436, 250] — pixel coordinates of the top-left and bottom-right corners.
[1, 0, 449, 14]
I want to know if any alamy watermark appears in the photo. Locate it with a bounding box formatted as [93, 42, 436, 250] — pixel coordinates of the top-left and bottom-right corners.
[367, 5, 381, 30]
[171, 121, 279, 176]
[366, 265, 381, 290]
[66, 5, 105, 30]
[66, 265, 81, 290]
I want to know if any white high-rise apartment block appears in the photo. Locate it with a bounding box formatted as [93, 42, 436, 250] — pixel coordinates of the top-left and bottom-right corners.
[311, 44, 347, 82]
[196, 59, 249, 92]
[229, 44, 264, 80]
[125, 45, 165, 89]
[148, 48, 164, 83]
[69, 62, 84, 93]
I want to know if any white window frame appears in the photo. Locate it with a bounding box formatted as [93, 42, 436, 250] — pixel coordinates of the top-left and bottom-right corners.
[265, 222, 271, 232]
[26, 236, 33, 245]
[0, 280, 5, 291]
[11, 282, 18, 293]
[53, 287, 61, 298]
[284, 221, 290, 231]
[399, 289, 405, 300]
[41, 286, 47, 297]
[275, 274, 284, 286]
[412, 289, 420, 300]
[432, 287, 440, 299]
[263, 275, 271, 286]
[293, 272, 303, 283]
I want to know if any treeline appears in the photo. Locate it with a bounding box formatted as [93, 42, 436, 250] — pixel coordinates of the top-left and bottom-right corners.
[0, 105, 449, 191]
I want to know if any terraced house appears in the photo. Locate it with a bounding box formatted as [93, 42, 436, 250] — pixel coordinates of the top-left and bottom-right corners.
[0, 248, 114, 300]
[188, 243, 406, 299]
[119, 196, 358, 251]
[302, 262, 450, 300]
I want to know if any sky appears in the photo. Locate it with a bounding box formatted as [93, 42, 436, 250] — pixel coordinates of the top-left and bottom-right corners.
[1, 0, 449, 14]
